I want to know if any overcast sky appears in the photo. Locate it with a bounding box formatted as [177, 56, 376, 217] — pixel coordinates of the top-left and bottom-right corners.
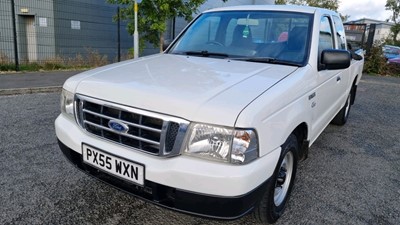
[338, 0, 392, 22]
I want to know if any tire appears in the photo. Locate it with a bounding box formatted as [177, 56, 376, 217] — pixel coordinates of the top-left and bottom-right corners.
[254, 134, 299, 224]
[331, 90, 352, 126]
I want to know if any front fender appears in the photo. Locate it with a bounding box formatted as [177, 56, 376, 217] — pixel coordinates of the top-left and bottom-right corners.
[235, 66, 314, 156]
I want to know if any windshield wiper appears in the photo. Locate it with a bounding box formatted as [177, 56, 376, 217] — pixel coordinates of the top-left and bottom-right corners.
[182, 51, 229, 58]
[231, 57, 301, 67]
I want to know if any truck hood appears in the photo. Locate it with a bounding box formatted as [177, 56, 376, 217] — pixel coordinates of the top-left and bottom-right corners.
[69, 54, 297, 126]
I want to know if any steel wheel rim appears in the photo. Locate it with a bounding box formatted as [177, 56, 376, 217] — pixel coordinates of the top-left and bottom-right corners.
[274, 151, 294, 206]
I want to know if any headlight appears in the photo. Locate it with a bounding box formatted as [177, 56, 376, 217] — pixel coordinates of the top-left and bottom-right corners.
[183, 123, 258, 164]
[60, 89, 74, 119]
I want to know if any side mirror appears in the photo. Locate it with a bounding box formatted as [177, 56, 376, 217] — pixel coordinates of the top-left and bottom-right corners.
[351, 52, 363, 61]
[321, 49, 351, 70]
[347, 43, 353, 50]
[163, 39, 172, 51]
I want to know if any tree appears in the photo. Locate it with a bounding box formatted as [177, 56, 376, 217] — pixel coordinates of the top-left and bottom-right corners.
[340, 14, 350, 22]
[275, 0, 287, 4]
[108, 0, 227, 53]
[307, 0, 339, 10]
[275, 0, 339, 11]
[386, 0, 400, 42]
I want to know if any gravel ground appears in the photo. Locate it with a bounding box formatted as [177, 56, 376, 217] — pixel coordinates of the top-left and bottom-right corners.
[0, 75, 399, 225]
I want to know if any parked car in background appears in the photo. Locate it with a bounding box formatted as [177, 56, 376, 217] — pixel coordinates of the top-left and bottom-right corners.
[383, 45, 400, 60]
[388, 57, 400, 64]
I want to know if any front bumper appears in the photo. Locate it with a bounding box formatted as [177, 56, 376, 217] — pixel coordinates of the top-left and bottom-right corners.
[55, 114, 281, 219]
[58, 140, 269, 219]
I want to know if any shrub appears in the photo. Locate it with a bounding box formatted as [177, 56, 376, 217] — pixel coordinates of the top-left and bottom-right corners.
[0, 52, 10, 64]
[363, 43, 388, 75]
[42, 56, 66, 70]
[386, 63, 400, 77]
[67, 53, 86, 68]
[85, 48, 109, 67]
[0, 52, 15, 71]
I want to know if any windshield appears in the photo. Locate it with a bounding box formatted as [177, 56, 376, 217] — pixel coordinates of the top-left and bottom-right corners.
[169, 11, 313, 66]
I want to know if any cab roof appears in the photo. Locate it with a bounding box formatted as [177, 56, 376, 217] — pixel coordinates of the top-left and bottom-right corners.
[204, 4, 335, 16]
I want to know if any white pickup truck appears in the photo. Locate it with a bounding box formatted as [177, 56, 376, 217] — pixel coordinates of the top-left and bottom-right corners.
[55, 5, 364, 224]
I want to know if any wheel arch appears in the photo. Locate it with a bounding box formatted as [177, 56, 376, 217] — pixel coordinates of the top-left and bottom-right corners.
[292, 122, 309, 161]
[350, 75, 358, 105]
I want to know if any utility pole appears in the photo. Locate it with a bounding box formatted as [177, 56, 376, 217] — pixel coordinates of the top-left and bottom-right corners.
[11, 0, 19, 71]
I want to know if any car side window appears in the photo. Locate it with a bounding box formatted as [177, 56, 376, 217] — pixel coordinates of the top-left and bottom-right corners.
[319, 16, 334, 52]
[333, 16, 346, 50]
[318, 16, 334, 65]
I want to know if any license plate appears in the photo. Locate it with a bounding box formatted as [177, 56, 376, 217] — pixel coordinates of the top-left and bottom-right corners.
[82, 144, 144, 186]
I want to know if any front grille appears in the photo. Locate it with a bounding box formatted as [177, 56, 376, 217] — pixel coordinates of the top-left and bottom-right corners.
[75, 95, 189, 157]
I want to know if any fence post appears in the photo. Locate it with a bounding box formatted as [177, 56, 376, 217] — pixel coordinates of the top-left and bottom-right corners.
[172, 17, 176, 39]
[117, 6, 121, 62]
[11, 0, 19, 71]
[366, 24, 376, 55]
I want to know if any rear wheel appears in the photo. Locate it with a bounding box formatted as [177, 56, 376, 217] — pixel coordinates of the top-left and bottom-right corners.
[254, 134, 299, 224]
[331, 90, 352, 125]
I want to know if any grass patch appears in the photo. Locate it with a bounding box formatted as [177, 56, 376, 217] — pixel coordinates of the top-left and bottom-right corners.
[0, 48, 117, 72]
[19, 63, 42, 71]
[0, 64, 16, 71]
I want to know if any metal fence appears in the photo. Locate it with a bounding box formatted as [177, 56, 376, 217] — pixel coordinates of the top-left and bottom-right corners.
[0, 0, 133, 70]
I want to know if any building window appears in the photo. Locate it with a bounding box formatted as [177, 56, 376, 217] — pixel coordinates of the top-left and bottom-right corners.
[71, 20, 81, 30]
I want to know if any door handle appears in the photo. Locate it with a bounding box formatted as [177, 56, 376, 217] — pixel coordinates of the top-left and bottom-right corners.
[336, 76, 341, 82]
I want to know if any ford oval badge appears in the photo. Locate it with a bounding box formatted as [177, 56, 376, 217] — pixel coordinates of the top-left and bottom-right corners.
[108, 120, 129, 133]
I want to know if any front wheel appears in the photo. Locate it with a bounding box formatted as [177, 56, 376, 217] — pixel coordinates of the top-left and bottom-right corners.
[254, 134, 299, 224]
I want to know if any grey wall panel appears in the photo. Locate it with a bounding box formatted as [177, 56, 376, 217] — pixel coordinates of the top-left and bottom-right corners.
[0, 1, 14, 62]
[14, 0, 56, 62]
[53, 0, 132, 62]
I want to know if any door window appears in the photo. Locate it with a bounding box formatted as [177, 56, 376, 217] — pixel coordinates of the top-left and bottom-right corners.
[319, 16, 334, 52]
[318, 16, 334, 65]
[333, 16, 346, 50]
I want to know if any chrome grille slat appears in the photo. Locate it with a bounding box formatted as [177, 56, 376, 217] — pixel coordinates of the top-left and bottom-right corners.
[84, 120, 161, 146]
[100, 105, 104, 137]
[82, 109, 162, 133]
[75, 95, 190, 157]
